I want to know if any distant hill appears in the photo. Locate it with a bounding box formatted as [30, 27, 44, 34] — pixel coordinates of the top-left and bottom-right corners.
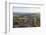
[13, 12, 40, 17]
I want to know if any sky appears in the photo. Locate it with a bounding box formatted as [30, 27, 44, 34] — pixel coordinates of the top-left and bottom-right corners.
[13, 7, 40, 13]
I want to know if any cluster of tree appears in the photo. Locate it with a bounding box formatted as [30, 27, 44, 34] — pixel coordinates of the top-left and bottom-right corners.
[13, 16, 40, 28]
